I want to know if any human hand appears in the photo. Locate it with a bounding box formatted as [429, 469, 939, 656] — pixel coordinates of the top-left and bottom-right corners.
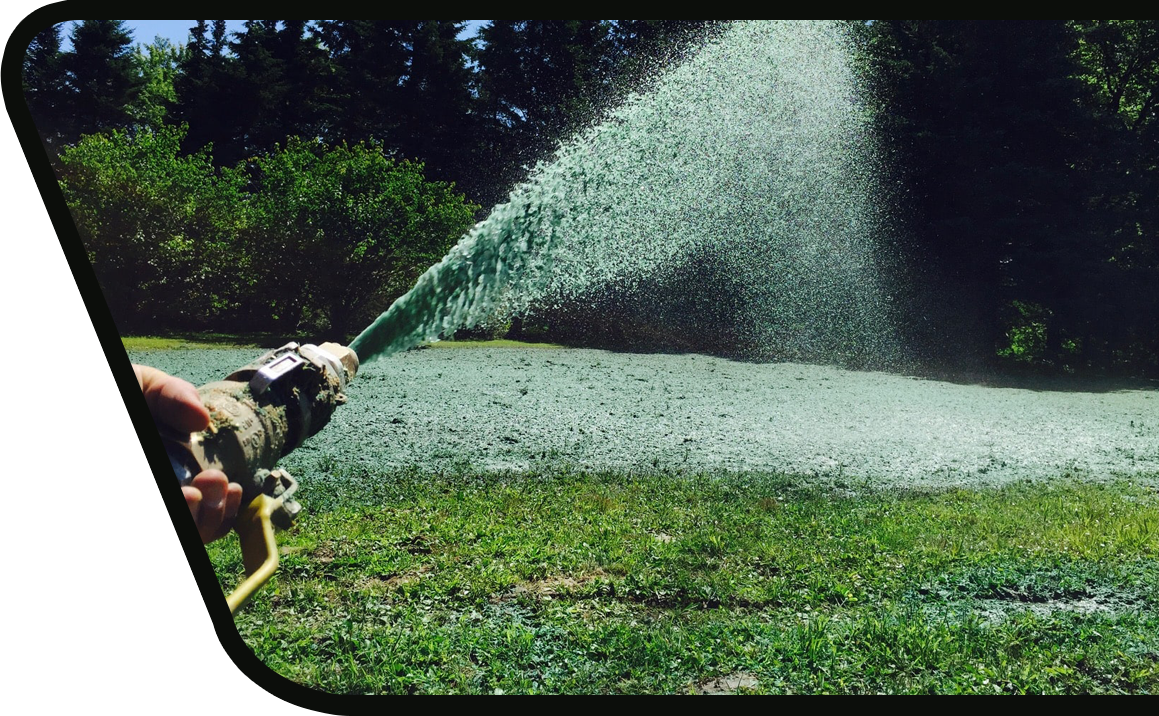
[134, 364, 243, 544]
[182, 469, 243, 544]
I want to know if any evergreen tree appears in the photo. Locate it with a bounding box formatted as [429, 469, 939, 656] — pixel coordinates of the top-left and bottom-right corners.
[177, 20, 334, 164]
[473, 21, 615, 203]
[275, 20, 335, 145]
[469, 20, 526, 204]
[62, 20, 142, 140]
[315, 22, 478, 199]
[609, 20, 717, 91]
[395, 21, 476, 187]
[314, 20, 410, 146]
[174, 21, 235, 158]
[21, 23, 68, 153]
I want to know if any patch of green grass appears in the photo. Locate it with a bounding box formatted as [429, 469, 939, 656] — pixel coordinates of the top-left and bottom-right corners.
[121, 334, 264, 351]
[209, 471, 1159, 694]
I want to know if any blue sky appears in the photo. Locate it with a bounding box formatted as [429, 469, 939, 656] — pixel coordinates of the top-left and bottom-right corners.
[126, 19, 246, 47]
[58, 19, 242, 49]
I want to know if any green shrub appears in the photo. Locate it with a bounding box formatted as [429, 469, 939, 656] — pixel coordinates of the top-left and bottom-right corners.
[59, 128, 479, 338]
[240, 138, 479, 338]
[58, 124, 250, 332]
[998, 300, 1051, 365]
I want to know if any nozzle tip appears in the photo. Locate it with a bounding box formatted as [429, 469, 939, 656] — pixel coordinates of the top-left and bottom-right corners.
[319, 342, 359, 381]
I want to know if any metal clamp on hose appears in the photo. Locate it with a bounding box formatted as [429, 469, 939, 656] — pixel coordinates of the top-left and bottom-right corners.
[249, 350, 306, 396]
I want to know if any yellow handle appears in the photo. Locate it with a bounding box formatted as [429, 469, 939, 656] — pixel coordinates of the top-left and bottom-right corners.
[226, 494, 282, 615]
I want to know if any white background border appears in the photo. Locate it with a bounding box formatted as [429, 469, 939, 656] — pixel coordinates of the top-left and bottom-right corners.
[1, 5, 313, 712]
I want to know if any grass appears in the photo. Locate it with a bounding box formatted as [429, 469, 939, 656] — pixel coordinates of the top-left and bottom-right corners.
[120, 333, 265, 351]
[207, 469, 1159, 694]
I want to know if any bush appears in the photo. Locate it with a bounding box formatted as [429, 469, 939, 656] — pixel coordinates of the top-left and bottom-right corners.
[59, 129, 479, 339]
[243, 138, 479, 338]
[58, 124, 249, 332]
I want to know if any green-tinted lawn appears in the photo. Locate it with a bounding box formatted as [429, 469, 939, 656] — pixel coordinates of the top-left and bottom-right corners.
[122, 334, 562, 352]
[425, 339, 564, 350]
[209, 470, 1159, 694]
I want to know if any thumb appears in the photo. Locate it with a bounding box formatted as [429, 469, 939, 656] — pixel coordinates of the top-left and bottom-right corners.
[135, 365, 210, 433]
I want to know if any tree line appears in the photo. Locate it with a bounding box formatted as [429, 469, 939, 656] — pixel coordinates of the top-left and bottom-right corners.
[26, 20, 716, 206]
[20, 20, 1159, 375]
[859, 20, 1158, 376]
[23, 20, 716, 339]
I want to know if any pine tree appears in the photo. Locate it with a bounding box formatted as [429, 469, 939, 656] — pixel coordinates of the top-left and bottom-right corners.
[174, 21, 236, 158]
[128, 37, 182, 129]
[609, 20, 717, 92]
[395, 21, 476, 186]
[21, 23, 68, 153]
[176, 20, 336, 165]
[315, 20, 411, 145]
[62, 20, 142, 139]
[473, 20, 616, 203]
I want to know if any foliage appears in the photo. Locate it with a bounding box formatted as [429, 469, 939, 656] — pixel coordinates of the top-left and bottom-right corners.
[474, 20, 616, 148]
[128, 37, 182, 129]
[1069, 20, 1159, 374]
[865, 20, 1157, 375]
[394, 22, 478, 189]
[173, 21, 233, 162]
[997, 301, 1051, 364]
[223, 21, 334, 165]
[58, 126, 478, 337]
[62, 20, 142, 138]
[57, 124, 249, 333]
[470, 20, 714, 206]
[1072, 20, 1159, 133]
[21, 23, 67, 153]
[22, 19, 1159, 374]
[243, 138, 479, 337]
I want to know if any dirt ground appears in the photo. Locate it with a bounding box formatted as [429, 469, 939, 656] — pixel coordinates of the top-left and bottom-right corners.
[129, 346, 1159, 489]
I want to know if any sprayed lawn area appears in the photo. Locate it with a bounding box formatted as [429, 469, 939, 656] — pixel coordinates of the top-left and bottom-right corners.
[210, 471, 1159, 694]
[424, 339, 564, 350]
[123, 335, 562, 352]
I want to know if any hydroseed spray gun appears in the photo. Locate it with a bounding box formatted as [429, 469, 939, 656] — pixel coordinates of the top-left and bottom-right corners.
[162, 342, 359, 614]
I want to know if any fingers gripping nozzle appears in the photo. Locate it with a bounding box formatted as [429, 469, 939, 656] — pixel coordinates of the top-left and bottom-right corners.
[164, 342, 359, 524]
[163, 342, 358, 613]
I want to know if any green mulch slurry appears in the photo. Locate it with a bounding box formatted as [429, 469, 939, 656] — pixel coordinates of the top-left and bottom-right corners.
[209, 470, 1159, 694]
[123, 335, 563, 352]
[423, 338, 564, 350]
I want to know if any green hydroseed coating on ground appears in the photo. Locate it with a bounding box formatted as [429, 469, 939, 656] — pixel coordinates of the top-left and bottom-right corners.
[210, 473, 1159, 694]
[130, 347, 1159, 486]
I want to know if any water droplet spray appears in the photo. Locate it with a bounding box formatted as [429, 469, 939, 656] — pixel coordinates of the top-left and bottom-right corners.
[351, 21, 899, 367]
